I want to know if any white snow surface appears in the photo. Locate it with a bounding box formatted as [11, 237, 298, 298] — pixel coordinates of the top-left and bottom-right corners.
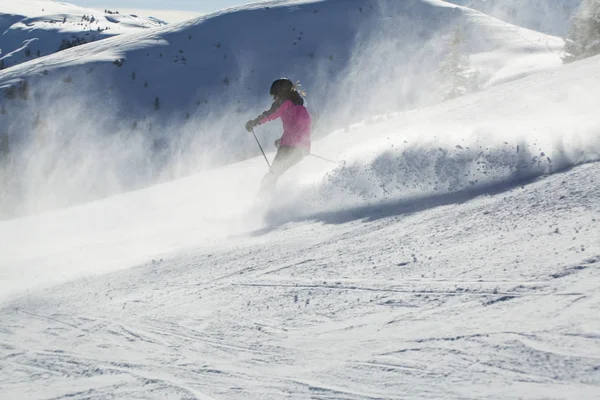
[1, 41, 600, 400]
[0, 0, 166, 69]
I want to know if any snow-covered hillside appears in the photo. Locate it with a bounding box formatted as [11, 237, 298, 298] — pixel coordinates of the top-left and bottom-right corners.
[0, 0, 564, 119]
[445, 0, 582, 36]
[0, 0, 566, 219]
[0, 44, 599, 400]
[0, 0, 166, 70]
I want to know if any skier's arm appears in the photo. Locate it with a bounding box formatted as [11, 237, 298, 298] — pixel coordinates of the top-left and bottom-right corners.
[245, 99, 288, 132]
[258, 99, 290, 124]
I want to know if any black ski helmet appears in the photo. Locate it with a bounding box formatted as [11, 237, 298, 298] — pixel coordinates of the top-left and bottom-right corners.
[269, 78, 294, 97]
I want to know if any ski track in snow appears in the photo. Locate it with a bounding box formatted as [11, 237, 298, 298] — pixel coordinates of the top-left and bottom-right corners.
[1, 162, 599, 399]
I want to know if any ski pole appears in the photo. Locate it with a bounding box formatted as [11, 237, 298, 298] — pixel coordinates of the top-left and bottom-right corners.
[310, 153, 341, 165]
[251, 129, 271, 168]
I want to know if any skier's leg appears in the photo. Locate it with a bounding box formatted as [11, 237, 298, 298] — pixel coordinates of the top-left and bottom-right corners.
[261, 147, 289, 192]
[261, 146, 305, 191]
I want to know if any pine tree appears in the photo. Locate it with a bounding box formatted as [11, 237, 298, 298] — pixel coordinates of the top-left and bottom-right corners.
[4, 86, 16, 100]
[439, 28, 474, 100]
[563, 0, 600, 63]
[564, 0, 600, 63]
[154, 97, 160, 110]
[18, 80, 29, 100]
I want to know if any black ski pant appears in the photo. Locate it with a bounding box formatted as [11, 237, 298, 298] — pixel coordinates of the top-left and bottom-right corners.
[261, 145, 308, 190]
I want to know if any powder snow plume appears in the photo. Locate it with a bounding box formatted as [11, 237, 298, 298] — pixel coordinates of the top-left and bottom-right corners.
[265, 55, 600, 225]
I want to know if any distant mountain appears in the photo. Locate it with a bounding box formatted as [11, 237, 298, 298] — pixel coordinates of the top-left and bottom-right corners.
[0, 0, 564, 133]
[445, 0, 582, 36]
[0, 0, 166, 70]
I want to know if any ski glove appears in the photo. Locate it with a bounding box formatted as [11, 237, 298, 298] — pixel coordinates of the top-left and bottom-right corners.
[245, 119, 259, 132]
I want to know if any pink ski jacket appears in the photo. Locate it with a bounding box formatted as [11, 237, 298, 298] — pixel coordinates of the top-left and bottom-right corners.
[259, 99, 311, 150]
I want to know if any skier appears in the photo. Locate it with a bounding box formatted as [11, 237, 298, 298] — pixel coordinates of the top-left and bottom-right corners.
[245, 78, 311, 191]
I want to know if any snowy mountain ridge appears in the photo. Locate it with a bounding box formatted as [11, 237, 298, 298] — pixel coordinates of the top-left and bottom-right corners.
[445, 0, 582, 36]
[0, 0, 167, 70]
[0, 0, 565, 218]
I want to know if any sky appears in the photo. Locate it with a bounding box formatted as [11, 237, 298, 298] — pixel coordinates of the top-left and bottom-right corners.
[65, 0, 261, 21]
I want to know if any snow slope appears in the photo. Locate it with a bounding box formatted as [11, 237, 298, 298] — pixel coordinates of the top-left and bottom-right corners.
[2, 163, 599, 399]
[0, 0, 566, 218]
[445, 0, 582, 36]
[0, 0, 565, 118]
[0, 0, 166, 70]
[0, 43, 599, 400]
